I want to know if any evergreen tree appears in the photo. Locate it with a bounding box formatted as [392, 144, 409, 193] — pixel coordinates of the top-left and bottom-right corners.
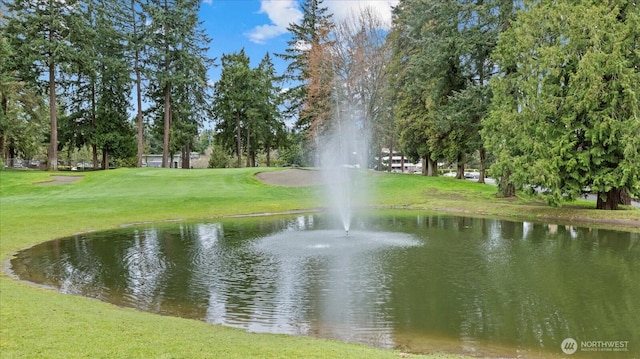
[57, 0, 135, 169]
[62, 0, 99, 167]
[388, 0, 515, 179]
[2, 0, 81, 170]
[212, 50, 254, 167]
[254, 53, 286, 167]
[277, 0, 334, 140]
[212, 51, 286, 168]
[93, 0, 135, 169]
[485, 0, 640, 209]
[387, 0, 442, 174]
[0, 32, 47, 166]
[127, 0, 146, 167]
[169, 5, 212, 169]
[144, 0, 210, 168]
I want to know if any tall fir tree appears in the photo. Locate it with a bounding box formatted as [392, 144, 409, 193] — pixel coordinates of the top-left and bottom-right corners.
[212, 50, 254, 167]
[2, 0, 82, 170]
[61, 0, 98, 167]
[388, 0, 516, 179]
[144, 0, 210, 168]
[277, 0, 334, 141]
[0, 32, 47, 166]
[127, 0, 146, 167]
[254, 53, 286, 167]
[93, 0, 135, 169]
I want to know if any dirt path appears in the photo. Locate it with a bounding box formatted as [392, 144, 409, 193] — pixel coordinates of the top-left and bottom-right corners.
[255, 169, 325, 187]
[36, 175, 84, 185]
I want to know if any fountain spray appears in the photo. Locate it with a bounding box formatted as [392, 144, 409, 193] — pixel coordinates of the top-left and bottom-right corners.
[319, 75, 370, 237]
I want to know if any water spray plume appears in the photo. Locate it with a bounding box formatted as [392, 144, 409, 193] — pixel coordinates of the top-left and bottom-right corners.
[319, 78, 370, 235]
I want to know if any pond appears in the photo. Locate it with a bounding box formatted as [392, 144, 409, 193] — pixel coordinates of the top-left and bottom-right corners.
[11, 213, 640, 357]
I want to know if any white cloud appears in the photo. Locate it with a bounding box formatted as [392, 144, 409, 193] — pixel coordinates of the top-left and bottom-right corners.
[325, 0, 399, 29]
[246, 0, 303, 44]
[202, 0, 212, 5]
[245, 0, 398, 44]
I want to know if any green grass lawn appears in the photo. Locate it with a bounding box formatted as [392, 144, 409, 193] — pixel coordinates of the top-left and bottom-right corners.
[1, 168, 638, 358]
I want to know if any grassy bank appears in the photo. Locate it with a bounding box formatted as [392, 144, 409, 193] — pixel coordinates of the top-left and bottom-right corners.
[1, 168, 638, 359]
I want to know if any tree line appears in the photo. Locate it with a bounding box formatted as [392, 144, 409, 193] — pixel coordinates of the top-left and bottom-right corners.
[1, 0, 211, 170]
[281, 0, 639, 210]
[1, 0, 639, 209]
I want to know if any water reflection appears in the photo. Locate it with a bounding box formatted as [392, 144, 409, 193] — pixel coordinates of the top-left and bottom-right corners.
[11, 214, 640, 358]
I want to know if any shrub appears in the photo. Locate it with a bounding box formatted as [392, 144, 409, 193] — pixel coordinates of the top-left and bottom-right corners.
[208, 146, 233, 168]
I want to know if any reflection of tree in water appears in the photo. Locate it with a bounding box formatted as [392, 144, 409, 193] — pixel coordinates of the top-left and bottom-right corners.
[388, 217, 640, 356]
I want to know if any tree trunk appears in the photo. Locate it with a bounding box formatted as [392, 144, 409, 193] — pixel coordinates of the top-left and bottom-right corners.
[235, 112, 242, 167]
[388, 142, 393, 172]
[455, 153, 464, 179]
[181, 144, 190, 169]
[162, 83, 171, 168]
[161, 0, 171, 168]
[48, 50, 58, 171]
[421, 157, 427, 175]
[91, 76, 98, 169]
[135, 64, 144, 167]
[478, 147, 486, 184]
[0, 134, 4, 164]
[266, 145, 271, 167]
[133, 0, 144, 167]
[92, 144, 98, 169]
[498, 169, 516, 197]
[597, 187, 620, 210]
[169, 150, 176, 168]
[377, 145, 382, 171]
[619, 187, 631, 206]
[400, 155, 405, 173]
[8, 143, 15, 167]
[102, 150, 109, 170]
[245, 126, 250, 168]
[1, 94, 6, 161]
[427, 156, 437, 177]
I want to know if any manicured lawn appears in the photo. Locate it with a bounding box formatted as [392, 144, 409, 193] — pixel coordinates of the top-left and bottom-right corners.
[1, 168, 638, 358]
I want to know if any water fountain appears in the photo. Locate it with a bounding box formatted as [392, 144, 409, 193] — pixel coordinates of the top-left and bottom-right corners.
[319, 88, 370, 235]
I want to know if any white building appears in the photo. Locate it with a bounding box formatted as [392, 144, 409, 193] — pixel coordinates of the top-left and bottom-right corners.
[376, 148, 421, 173]
[142, 153, 200, 168]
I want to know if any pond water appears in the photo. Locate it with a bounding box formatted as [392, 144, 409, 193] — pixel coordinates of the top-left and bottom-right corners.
[11, 213, 640, 358]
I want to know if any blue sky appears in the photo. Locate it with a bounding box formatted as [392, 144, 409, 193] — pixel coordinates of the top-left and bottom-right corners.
[198, 0, 399, 84]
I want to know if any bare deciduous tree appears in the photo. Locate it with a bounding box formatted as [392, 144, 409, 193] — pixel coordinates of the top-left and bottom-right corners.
[330, 7, 392, 167]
